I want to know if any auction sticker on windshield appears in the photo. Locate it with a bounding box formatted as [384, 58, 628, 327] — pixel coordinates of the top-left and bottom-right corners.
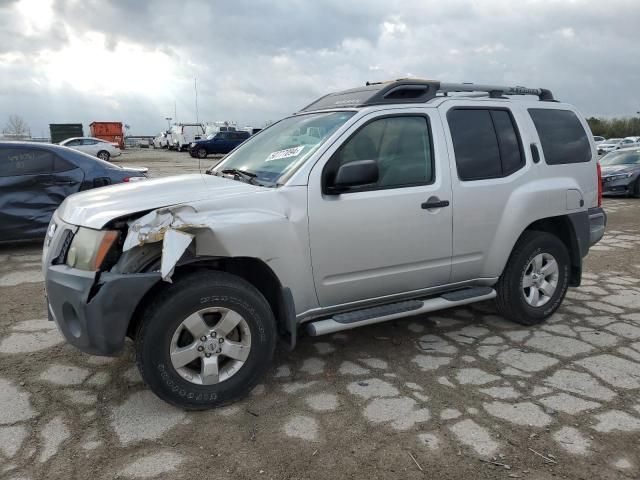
[266, 146, 304, 162]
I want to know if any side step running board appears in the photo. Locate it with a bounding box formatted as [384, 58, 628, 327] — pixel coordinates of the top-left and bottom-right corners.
[306, 287, 496, 336]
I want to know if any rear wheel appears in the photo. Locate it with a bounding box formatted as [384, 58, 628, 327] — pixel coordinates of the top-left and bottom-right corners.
[136, 271, 277, 410]
[97, 150, 110, 161]
[495, 231, 570, 326]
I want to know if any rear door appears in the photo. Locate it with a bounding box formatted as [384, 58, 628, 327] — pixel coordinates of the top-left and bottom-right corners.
[440, 103, 531, 282]
[84, 138, 102, 156]
[0, 147, 83, 240]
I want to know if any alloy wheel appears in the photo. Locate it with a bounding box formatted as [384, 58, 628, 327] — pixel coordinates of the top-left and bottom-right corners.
[169, 307, 251, 385]
[522, 252, 559, 308]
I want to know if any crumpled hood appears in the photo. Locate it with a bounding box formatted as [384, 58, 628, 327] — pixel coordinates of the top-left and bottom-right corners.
[601, 165, 638, 175]
[57, 173, 262, 229]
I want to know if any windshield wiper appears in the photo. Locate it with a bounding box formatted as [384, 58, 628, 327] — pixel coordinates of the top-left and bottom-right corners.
[220, 168, 261, 185]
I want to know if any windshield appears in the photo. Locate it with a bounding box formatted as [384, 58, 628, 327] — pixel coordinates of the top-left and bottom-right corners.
[600, 150, 640, 166]
[212, 111, 355, 185]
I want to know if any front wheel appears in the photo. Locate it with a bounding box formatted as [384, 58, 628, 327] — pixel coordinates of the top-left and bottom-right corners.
[197, 148, 208, 159]
[495, 231, 570, 326]
[97, 150, 110, 161]
[632, 177, 640, 198]
[135, 271, 277, 410]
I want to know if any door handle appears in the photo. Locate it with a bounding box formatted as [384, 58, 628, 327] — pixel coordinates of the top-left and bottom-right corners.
[531, 143, 541, 163]
[421, 198, 450, 209]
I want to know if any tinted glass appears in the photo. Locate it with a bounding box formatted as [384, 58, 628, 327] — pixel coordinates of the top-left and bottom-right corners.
[448, 109, 501, 180]
[528, 109, 591, 164]
[327, 116, 433, 188]
[0, 148, 55, 176]
[600, 150, 640, 165]
[214, 111, 355, 186]
[53, 155, 75, 172]
[491, 110, 524, 175]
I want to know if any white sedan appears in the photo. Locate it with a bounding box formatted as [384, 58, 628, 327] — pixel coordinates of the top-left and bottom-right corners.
[59, 137, 121, 161]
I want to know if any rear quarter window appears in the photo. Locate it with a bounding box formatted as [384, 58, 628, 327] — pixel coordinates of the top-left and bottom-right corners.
[528, 109, 591, 164]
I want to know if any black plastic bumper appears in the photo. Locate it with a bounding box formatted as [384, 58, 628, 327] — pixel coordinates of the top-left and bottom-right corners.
[46, 265, 161, 356]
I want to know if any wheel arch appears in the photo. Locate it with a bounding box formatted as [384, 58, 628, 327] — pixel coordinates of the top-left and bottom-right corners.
[512, 214, 586, 287]
[126, 255, 297, 348]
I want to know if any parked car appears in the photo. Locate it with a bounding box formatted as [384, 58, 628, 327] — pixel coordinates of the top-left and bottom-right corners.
[153, 132, 170, 149]
[168, 124, 205, 151]
[597, 138, 624, 155]
[43, 79, 605, 409]
[622, 136, 640, 147]
[189, 130, 250, 158]
[0, 142, 147, 241]
[600, 147, 640, 197]
[60, 137, 121, 161]
[593, 136, 606, 145]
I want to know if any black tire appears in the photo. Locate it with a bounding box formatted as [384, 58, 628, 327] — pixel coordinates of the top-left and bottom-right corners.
[197, 148, 208, 159]
[632, 177, 640, 198]
[97, 150, 110, 161]
[495, 231, 570, 326]
[135, 270, 277, 410]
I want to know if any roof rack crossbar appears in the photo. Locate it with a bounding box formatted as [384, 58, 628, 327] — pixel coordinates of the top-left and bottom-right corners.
[439, 83, 554, 101]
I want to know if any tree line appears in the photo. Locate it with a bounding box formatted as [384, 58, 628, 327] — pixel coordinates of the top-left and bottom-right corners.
[587, 117, 640, 139]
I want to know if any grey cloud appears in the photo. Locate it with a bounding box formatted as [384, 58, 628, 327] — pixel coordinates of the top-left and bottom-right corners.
[1, 0, 639, 136]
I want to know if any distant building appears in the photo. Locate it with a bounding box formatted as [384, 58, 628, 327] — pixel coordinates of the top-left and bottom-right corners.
[0, 133, 32, 141]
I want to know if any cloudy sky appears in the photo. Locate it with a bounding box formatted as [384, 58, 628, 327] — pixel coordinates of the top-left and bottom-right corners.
[1, 0, 639, 136]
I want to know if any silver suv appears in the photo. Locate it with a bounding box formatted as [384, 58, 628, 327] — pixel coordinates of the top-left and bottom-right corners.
[42, 79, 606, 409]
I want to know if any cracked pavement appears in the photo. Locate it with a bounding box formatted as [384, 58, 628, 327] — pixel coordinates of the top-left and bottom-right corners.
[0, 150, 639, 479]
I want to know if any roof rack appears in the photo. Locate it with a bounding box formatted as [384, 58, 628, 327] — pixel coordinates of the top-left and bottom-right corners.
[299, 79, 555, 112]
[439, 82, 555, 101]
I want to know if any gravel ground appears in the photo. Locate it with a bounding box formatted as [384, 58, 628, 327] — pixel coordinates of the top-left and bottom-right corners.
[0, 149, 639, 479]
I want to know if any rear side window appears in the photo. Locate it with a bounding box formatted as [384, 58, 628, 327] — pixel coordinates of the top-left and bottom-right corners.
[528, 109, 591, 164]
[53, 155, 75, 172]
[0, 148, 55, 177]
[448, 108, 524, 181]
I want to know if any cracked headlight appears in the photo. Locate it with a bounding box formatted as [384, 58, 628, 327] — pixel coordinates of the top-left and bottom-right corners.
[66, 228, 119, 271]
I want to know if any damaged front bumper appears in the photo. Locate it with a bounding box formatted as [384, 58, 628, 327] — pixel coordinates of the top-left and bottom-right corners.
[46, 265, 161, 356]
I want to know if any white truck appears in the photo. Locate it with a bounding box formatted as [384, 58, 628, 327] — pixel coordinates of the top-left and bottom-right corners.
[168, 123, 206, 151]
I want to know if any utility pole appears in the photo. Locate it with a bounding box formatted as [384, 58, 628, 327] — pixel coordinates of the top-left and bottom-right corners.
[194, 78, 199, 124]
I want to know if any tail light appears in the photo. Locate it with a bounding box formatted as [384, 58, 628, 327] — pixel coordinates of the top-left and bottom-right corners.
[123, 176, 146, 183]
[596, 162, 602, 207]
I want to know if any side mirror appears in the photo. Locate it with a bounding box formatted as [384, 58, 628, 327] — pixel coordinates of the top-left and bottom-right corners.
[329, 159, 378, 193]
